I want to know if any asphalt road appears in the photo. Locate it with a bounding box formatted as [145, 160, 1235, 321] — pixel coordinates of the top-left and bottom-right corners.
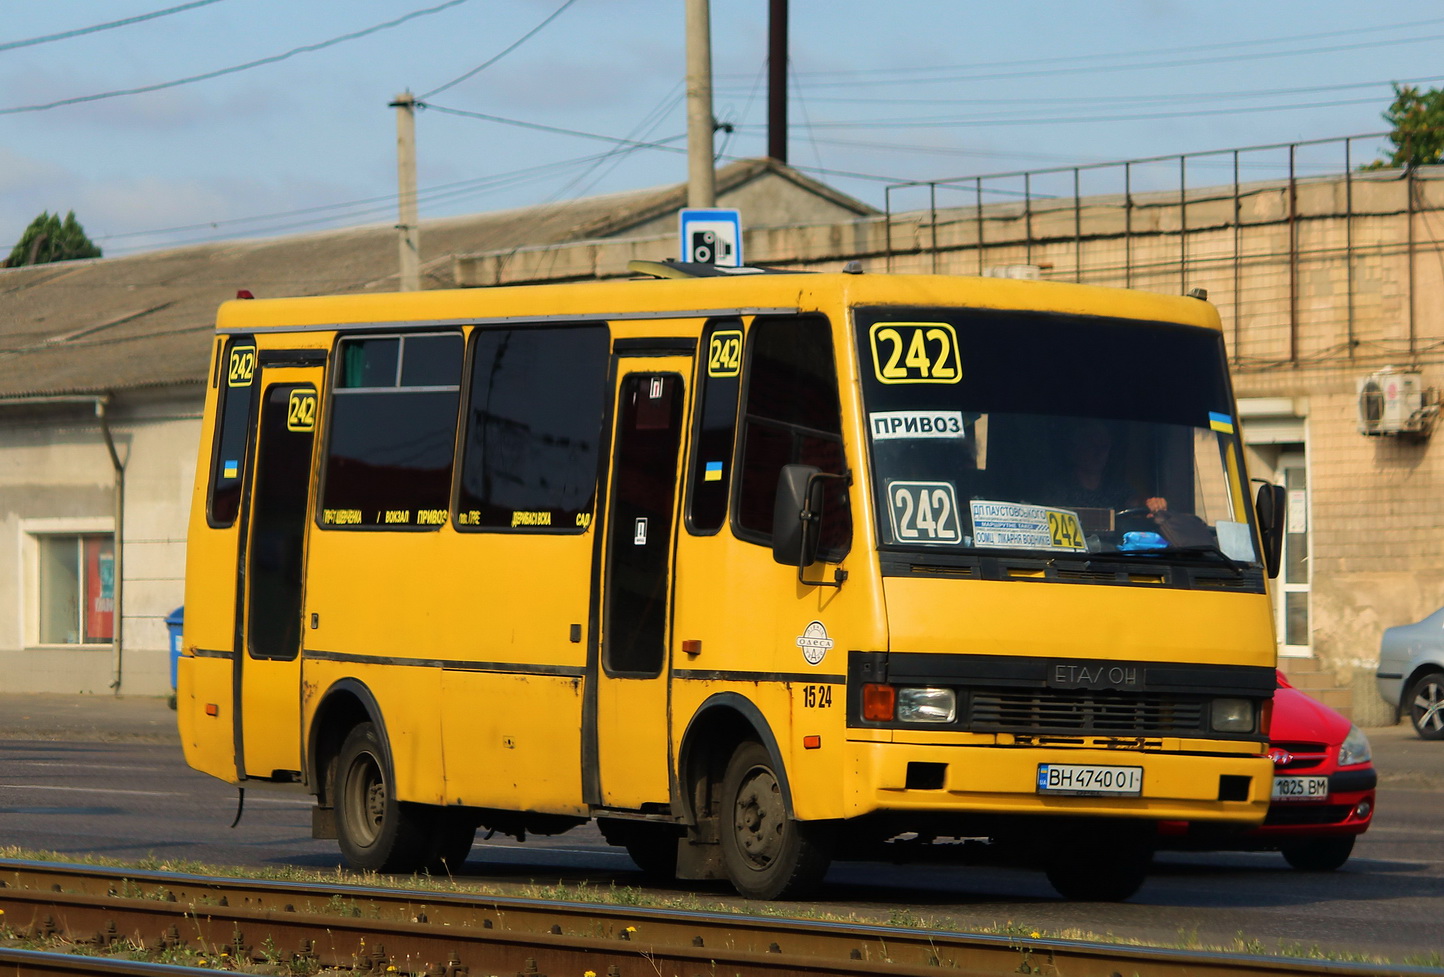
[0, 698, 1439, 964]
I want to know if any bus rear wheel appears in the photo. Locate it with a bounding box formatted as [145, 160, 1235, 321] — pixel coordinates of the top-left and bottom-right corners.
[334, 722, 430, 873]
[426, 810, 478, 874]
[598, 819, 679, 881]
[719, 741, 833, 900]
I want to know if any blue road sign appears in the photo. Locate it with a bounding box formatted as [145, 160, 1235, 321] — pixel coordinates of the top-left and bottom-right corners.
[679, 208, 742, 267]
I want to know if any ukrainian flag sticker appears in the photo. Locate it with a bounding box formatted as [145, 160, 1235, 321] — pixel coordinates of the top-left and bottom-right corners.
[1209, 411, 1235, 434]
[704, 461, 723, 482]
[222, 459, 239, 479]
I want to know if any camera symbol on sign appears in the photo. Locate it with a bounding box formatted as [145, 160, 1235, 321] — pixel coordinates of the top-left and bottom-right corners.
[690, 229, 733, 264]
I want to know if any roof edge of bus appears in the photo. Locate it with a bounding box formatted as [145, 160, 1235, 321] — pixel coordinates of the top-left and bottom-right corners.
[212, 270, 1221, 333]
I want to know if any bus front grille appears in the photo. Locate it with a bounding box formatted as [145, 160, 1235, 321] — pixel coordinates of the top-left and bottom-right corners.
[968, 690, 1207, 736]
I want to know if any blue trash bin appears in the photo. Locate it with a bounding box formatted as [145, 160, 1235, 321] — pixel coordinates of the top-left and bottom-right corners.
[165, 606, 184, 690]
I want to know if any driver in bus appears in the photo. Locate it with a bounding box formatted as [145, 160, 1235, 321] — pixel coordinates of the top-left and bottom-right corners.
[1053, 418, 1166, 516]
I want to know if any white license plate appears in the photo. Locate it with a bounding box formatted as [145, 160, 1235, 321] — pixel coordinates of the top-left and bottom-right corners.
[1036, 763, 1143, 796]
[1272, 775, 1329, 802]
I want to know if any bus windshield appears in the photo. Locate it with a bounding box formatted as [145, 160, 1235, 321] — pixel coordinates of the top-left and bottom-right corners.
[854, 306, 1259, 567]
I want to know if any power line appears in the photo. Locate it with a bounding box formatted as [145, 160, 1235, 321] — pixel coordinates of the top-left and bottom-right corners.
[421, 102, 693, 153]
[423, 101, 911, 185]
[734, 95, 1385, 131]
[0, 0, 471, 116]
[419, 0, 579, 100]
[0, 0, 228, 53]
[785, 32, 1444, 91]
[763, 16, 1444, 83]
[422, 102, 917, 183]
[96, 151, 664, 254]
[722, 75, 1444, 109]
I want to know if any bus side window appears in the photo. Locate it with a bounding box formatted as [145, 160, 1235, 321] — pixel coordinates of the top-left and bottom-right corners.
[208, 335, 257, 528]
[686, 317, 743, 534]
[319, 332, 463, 530]
[456, 324, 609, 532]
[734, 315, 851, 560]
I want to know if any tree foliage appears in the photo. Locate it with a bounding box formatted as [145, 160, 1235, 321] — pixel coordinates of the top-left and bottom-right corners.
[3, 210, 102, 268]
[1367, 84, 1444, 170]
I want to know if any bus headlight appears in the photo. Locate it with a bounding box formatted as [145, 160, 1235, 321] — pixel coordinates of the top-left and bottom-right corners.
[897, 687, 957, 723]
[1210, 697, 1254, 732]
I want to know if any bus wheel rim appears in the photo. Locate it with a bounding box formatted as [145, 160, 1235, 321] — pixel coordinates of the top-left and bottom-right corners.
[732, 765, 784, 869]
[346, 753, 384, 847]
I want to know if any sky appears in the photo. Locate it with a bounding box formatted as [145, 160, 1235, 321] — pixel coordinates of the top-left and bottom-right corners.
[2, 0, 1442, 258]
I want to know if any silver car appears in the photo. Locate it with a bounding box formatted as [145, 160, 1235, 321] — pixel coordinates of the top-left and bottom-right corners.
[1377, 607, 1444, 740]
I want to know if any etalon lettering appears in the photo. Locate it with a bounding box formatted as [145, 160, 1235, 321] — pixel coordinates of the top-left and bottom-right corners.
[1051, 663, 1140, 689]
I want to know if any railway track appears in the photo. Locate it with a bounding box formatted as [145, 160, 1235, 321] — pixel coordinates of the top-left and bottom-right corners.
[0, 858, 1431, 977]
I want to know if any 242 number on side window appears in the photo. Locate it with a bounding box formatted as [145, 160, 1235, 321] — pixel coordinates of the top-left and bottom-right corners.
[707, 328, 742, 377]
[227, 345, 256, 387]
[287, 389, 317, 432]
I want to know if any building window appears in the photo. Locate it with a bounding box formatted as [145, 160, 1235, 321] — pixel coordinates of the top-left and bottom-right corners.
[37, 534, 115, 645]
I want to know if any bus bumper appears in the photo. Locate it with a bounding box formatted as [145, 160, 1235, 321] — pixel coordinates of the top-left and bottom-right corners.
[845, 740, 1271, 824]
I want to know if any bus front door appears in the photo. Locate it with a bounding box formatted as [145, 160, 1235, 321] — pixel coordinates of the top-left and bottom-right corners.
[595, 364, 689, 809]
[235, 365, 321, 781]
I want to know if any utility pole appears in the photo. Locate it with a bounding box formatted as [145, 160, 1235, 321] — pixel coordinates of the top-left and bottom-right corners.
[685, 0, 716, 208]
[768, 0, 787, 164]
[391, 91, 420, 292]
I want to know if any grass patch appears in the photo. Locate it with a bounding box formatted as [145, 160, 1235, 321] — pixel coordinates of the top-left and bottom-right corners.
[0, 846, 1412, 968]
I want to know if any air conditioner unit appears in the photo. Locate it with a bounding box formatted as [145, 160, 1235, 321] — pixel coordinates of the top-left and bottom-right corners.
[1356, 368, 1432, 436]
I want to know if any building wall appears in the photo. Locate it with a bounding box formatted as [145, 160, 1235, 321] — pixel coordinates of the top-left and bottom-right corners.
[455, 167, 1444, 721]
[0, 391, 201, 695]
[8, 169, 1438, 713]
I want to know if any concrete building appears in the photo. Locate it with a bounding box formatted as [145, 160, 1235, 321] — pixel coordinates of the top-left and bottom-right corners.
[0, 159, 874, 695]
[4, 149, 1439, 720]
[452, 160, 1444, 723]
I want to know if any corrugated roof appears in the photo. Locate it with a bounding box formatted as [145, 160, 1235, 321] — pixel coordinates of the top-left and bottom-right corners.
[0, 159, 873, 399]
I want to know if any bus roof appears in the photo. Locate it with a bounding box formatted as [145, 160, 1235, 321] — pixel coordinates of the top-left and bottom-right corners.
[214, 271, 1222, 335]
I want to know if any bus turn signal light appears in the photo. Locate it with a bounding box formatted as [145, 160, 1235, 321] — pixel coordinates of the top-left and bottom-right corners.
[862, 683, 896, 721]
[803, 735, 821, 749]
[205, 703, 219, 717]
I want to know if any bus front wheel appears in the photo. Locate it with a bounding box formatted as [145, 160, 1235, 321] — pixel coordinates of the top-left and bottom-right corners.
[334, 722, 430, 873]
[1043, 821, 1152, 901]
[719, 741, 834, 900]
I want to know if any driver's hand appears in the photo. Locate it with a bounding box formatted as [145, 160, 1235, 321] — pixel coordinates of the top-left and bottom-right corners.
[1145, 497, 1168, 517]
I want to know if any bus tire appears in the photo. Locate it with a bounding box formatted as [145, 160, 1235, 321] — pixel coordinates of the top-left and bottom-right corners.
[426, 810, 478, 874]
[334, 722, 430, 873]
[599, 819, 679, 881]
[719, 741, 834, 900]
[1043, 824, 1151, 902]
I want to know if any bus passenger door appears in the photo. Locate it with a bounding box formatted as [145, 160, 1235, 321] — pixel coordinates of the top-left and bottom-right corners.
[595, 363, 689, 809]
[236, 364, 322, 780]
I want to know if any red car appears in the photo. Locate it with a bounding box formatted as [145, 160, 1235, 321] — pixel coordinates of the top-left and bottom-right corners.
[1158, 671, 1375, 870]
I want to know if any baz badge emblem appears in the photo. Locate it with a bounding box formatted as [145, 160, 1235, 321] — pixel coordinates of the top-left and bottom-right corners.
[796, 621, 834, 666]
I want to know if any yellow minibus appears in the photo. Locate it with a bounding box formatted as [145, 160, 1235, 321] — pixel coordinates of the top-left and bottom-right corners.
[178, 263, 1285, 900]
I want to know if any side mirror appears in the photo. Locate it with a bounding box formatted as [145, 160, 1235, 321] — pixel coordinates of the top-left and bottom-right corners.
[1254, 482, 1287, 578]
[772, 464, 822, 568]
